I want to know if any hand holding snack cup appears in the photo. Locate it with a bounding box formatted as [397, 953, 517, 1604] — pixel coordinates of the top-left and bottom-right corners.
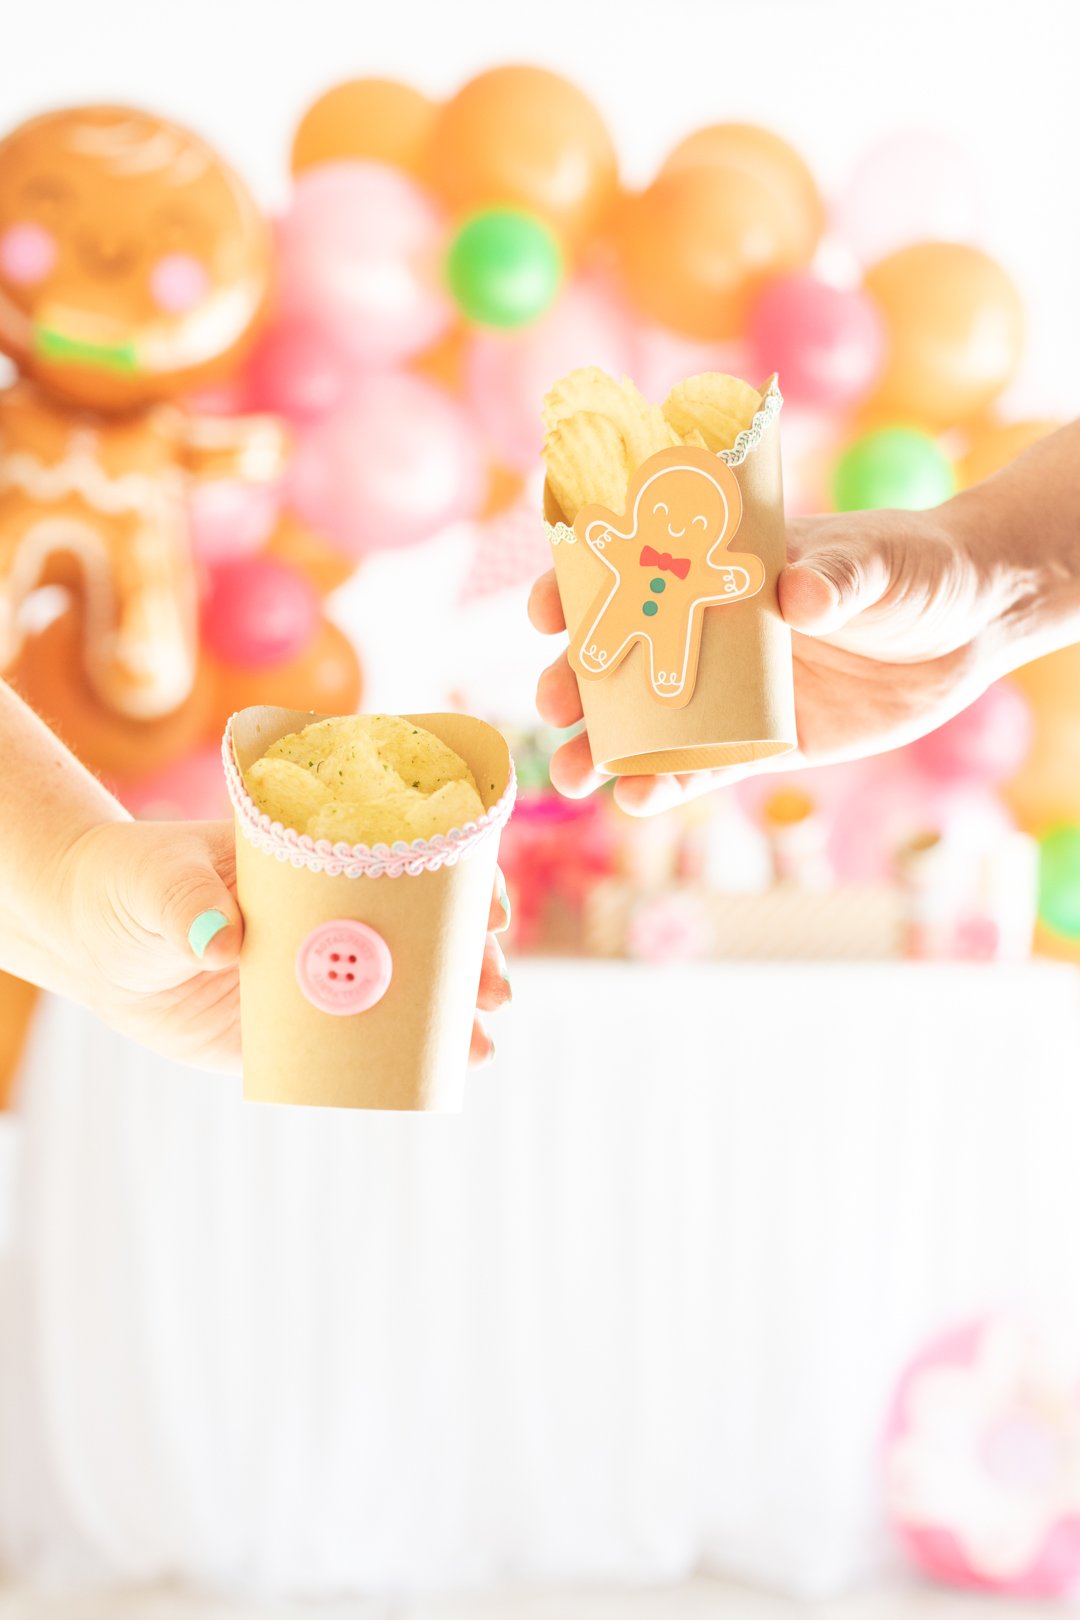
[539, 368, 796, 783]
[225, 708, 515, 1110]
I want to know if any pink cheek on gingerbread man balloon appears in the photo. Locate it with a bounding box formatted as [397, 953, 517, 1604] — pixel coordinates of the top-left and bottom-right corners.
[0, 222, 57, 285]
[150, 251, 210, 314]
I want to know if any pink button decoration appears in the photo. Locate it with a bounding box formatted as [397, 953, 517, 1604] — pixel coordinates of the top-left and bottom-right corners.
[296, 920, 393, 1016]
[0, 221, 56, 284]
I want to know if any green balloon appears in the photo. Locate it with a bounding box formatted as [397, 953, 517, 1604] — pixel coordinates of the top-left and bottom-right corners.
[446, 209, 562, 329]
[1038, 825, 1080, 939]
[832, 428, 955, 512]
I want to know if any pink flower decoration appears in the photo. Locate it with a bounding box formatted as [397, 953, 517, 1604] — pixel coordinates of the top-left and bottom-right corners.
[886, 1317, 1080, 1597]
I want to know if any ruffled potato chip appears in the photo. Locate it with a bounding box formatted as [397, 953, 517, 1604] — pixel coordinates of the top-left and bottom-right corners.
[661, 374, 763, 454]
[244, 715, 485, 846]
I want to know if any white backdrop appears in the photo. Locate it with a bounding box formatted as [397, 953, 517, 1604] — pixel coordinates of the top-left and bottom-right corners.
[4, 964, 1080, 1599]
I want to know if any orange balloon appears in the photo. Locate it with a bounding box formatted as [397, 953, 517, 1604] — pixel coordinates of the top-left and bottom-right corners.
[864, 244, 1025, 430]
[9, 605, 216, 779]
[482, 462, 524, 520]
[956, 418, 1059, 490]
[410, 324, 469, 393]
[615, 164, 813, 341]
[424, 66, 617, 246]
[0, 971, 37, 1110]
[662, 122, 824, 263]
[263, 509, 357, 596]
[206, 615, 362, 732]
[291, 79, 437, 176]
[1012, 645, 1080, 719]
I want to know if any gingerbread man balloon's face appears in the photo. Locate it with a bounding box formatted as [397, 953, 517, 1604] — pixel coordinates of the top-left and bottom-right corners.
[0, 106, 271, 410]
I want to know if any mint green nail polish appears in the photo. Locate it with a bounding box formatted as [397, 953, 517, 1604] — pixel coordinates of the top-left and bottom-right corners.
[497, 878, 511, 922]
[188, 909, 229, 960]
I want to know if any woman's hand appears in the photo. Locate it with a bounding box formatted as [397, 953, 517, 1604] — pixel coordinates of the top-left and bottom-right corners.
[54, 819, 510, 1072]
[530, 456, 1076, 816]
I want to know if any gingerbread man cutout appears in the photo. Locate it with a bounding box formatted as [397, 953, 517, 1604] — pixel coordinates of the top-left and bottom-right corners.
[0, 106, 281, 719]
[569, 446, 765, 707]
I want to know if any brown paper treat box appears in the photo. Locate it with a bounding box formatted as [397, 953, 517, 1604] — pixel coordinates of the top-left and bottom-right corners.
[224, 706, 515, 1113]
[544, 377, 796, 776]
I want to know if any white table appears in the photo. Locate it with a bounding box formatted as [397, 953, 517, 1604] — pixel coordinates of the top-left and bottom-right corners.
[1, 961, 1078, 1601]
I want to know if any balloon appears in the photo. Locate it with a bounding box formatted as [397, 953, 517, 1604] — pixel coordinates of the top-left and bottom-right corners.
[202, 557, 319, 669]
[615, 164, 814, 341]
[628, 326, 752, 404]
[9, 605, 216, 779]
[207, 615, 362, 728]
[662, 122, 824, 263]
[445, 209, 562, 329]
[424, 66, 617, 246]
[1037, 826, 1080, 940]
[243, 318, 354, 422]
[466, 277, 632, 470]
[287, 374, 484, 553]
[832, 427, 955, 511]
[864, 243, 1024, 428]
[908, 682, 1032, 786]
[118, 744, 231, 822]
[748, 273, 886, 409]
[774, 403, 838, 516]
[482, 463, 525, 520]
[187, 479, 280, 566]
[263, 509, 358, 596]
[411, 325, 469, 392]
[291, 79, 436, 176]
[957, 419, 1059, 490]
[276, 162, 452, 366]
[836, 133, 986, 265]
[1012, 645, 1080, 717]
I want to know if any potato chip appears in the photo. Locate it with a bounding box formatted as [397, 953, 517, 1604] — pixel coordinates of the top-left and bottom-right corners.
[661, 373, 763, 454]
[245, 756, 333, 829]
[243, 714, 485, 845]
[542, 372, 683, 520]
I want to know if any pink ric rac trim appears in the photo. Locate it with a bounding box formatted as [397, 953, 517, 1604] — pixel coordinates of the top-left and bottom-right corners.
[222, 718, 516, 880]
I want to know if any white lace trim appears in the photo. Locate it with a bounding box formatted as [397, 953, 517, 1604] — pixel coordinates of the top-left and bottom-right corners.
[222, 717, 516, 880]
[544, 377, 783, 543]
[719, 375, 783, 466]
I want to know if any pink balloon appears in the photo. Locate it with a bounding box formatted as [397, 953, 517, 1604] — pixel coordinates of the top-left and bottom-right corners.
[908, 682, 1032, 786]
[202, 556, 319, 669]
[774, 403, 838, 516]
[835, 132, 987, 265]
[188, 480, 280, 566]
[119, 745, 232, 822]
[466, 278, 632, 471]
[244, 318, 355, 422]
[276, 161, 452, 366]
[748, 273, 886, 409]
[287, 373, 484, 554]
[629, 326, 753, 404]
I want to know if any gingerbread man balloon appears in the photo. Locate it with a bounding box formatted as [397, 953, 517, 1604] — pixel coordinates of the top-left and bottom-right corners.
[0, 106, 281, 718]
[569, 446, 765, 707]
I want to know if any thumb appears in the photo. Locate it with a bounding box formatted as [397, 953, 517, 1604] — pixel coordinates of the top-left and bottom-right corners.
[779, 520, 895, 637]
[148, 826, 243, 970]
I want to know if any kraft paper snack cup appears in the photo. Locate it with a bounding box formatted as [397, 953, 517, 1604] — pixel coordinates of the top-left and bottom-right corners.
[544, 374, 796, 775]
[224, 706, 515, 1112]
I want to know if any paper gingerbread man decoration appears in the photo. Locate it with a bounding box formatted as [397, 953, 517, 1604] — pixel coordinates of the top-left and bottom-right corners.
[568, 446, 765, 707]
[0, 105, 283, 719]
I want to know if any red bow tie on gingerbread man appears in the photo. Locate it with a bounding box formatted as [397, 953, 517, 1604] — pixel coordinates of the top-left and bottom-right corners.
[569, 446, 765, 708]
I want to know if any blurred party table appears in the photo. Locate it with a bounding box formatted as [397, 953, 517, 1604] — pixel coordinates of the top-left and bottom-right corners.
[0, 959, 1079, 1600]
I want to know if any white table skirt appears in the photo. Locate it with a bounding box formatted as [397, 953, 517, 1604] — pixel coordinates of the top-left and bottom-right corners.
[1, 961, 1079, 1600]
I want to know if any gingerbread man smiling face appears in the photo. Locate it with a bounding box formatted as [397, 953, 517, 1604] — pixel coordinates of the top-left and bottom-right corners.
[570, 446, 766, 707]
[0, 105, 270, 409]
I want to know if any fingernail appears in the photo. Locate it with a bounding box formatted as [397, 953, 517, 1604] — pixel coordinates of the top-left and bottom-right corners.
[497, 875, 512, 925]
[188, 908, 229, 960]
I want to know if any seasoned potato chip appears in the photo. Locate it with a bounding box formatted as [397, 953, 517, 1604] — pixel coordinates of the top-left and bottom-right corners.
[245, 757, 333, 829]
[243, 715, 485, 846]
[661, 373, 762, 454]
